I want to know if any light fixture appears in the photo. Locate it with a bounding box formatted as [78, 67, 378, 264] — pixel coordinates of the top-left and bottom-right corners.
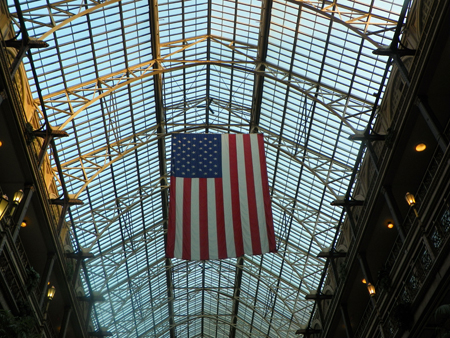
[47, 286, 56, 300]
[367, 283, 376, 296]
[10, 189, 24, 216]
[405, 192, 416, 206]
[12, 189, 24, 204]
[0, 140, 2, 147]
[415, 143, 426, 152]
[387, 221, 394, 229]
[0, 195, 9, 221]
[21, 220, 27, 228]
[362, 278, 367, 284]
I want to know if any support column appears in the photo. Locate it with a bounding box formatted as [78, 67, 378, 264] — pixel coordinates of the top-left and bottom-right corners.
[357, 253, 374, 287]
[12, 185, 34, 241]
[416, 96, 448, 152]
[340, 303, 354, 338]
[39, 253, 56, 308]
[382, 186, 406, 241]
[58, 306, 72, 338]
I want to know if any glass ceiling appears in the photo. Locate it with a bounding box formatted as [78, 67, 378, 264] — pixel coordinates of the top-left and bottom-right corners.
[9, 0, 405, 336]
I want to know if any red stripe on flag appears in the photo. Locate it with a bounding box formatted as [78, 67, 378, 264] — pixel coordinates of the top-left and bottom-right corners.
[229, 134, 244, 257]
[243, 134, 262, 255]
[199, 178, 209, 260]
[215, 178, 227, 259]
[257, 134, 276, 252]
[182, 178, 191, 260]
[166, 176, 177, 258]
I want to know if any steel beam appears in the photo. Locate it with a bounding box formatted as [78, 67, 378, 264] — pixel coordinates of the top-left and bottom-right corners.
[229, 257, 244, 338]
[250, 0, 273, 132]
[147, 0, 175, 336]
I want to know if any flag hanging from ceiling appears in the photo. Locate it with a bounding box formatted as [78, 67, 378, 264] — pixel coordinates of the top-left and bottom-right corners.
[166, 133, 276, 260]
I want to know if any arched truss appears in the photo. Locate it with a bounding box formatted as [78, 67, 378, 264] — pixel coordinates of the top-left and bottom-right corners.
[76, 177, 328, 282]
[93, 257, 309, 337]
[10, 0, 397, 48]
[35, 35, 373, 133]
[9, 0, 404, 335]
[52, 122, 352, 200]
[75, 178, 328, 336]
[62, 131, 349, 258]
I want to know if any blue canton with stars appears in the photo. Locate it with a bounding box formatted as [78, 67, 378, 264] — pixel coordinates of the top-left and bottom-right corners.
[171, 134, 222, 178]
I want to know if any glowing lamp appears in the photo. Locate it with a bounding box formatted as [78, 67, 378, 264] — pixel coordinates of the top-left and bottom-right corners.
[405, 192, 416, 206]
[367, 283, 376, 296]
[47, 286, 56, 300]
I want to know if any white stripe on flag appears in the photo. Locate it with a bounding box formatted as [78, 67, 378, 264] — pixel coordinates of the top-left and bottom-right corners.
[191, 179, 200, 260]
[207, 178, 218, 259]
[174, 177, 184, 259]
[250, 134, 269, 253]
[236, 134, 252, 254]
[222, 135, 235, 258]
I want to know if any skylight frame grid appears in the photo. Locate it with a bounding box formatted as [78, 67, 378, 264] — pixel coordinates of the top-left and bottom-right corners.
[159, 0, 209, 43]
[6, 0, 409, 334]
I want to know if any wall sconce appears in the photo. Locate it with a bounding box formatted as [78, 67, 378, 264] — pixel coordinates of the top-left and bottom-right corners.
[47, 286, 56, 300]
[405, 192, 415, 206]
[12, 189, 24, 205]
[405, 192, 419, 217]
[367, 283, 376, 296]
[9, 189, 24, 216]
[0, 195, 9, 221]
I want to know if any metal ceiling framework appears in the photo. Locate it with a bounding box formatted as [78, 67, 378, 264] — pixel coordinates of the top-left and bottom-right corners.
[8, 0, 407, 336]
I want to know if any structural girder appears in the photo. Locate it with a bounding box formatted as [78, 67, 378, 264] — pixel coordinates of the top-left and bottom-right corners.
[10, 0, 397, 49]
[34, 35, 373, 134]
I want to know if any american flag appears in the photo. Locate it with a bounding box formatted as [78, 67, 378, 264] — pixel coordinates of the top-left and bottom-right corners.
[166, 133, 276, 260]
